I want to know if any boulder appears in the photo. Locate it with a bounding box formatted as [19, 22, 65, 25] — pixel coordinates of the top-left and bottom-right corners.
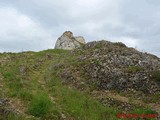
[75, 36, 86, 44]
[55, 31, 86, 50]
[63, 31, 73, 38]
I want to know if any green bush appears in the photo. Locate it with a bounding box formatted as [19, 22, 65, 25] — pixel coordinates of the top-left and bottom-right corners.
[95, 44, 102, 49]
[151, 70, 160, 82]
[127, 66, 143, 73]
[114, 42, 127, 47]
[28, 93, 52, 117]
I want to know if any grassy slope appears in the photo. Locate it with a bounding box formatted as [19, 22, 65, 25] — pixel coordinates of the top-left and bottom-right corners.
[0, 49, 158, 120]
[0, 50, 119, 120]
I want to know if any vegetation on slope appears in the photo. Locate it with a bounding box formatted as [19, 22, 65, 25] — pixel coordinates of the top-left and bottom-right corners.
[0, 41, 159, 119]
[0, 49, 119, 119]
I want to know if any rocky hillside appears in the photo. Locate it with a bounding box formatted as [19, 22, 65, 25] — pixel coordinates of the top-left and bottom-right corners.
[70, 40, 160, 93]
[57, 40, 160, 114]
[0, 40, 160, 120]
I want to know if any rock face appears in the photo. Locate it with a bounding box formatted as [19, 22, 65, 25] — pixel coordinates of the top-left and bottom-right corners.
[55, 31, 86, 50]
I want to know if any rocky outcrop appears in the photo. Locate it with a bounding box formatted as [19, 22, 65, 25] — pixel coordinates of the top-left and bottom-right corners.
[58, 40, 160, 94]
[74, 36, 86, 44]
[55, 31, 86, 50]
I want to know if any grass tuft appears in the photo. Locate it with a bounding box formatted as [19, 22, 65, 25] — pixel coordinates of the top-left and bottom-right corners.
[28, 92, 52, 117]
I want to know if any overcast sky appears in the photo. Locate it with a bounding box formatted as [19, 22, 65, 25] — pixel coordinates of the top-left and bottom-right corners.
[0, 0, 160, 56]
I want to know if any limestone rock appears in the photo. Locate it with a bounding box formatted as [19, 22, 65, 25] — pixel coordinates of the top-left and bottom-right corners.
[63, 31, 73, 38]
[75, 36, 86, 44]
[55, 31, 86, 50]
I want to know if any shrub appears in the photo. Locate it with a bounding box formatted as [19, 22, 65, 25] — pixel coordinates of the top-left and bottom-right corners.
[114, 42, 127, 47]
[127, 66, 143, 73]
[151, 70, 160, 82]
[28, 93, 52, 117]
[95, 44, 102, 49]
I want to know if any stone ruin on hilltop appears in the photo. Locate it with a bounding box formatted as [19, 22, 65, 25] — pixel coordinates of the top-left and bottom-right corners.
[55, 31, 86, 50]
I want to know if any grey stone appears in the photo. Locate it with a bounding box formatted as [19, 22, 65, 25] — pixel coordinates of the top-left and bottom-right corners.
[75, 36, 86, 44]
[55, 31, 86, 50]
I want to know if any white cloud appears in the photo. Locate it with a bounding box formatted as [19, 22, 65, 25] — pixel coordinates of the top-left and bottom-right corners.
[0, 0, 160, 57]
[0, 7, 54, 52]
[115, 36, 138, 48]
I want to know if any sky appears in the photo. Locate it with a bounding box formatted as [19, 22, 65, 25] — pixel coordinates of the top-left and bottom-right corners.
[0, 0, 160, 57]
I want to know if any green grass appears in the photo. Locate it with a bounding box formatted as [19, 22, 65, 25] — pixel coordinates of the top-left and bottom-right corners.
[46, 72, 119, 120]
[116, 108, 157, 120]
[132, 108, 157, 120]
[133, 108, 156, 114]
[18, 89, 33, 101]
[0, 49, 158, 120]
[6, 113, 24, 120]
[28, 92, 52, 117]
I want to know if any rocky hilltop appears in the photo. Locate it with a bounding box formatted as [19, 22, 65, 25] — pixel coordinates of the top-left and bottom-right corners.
[71, 41, 160, 92]
[57, 40, 160, 114]
[55, 31, 86, 50]
[0, 34, 160, 119]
